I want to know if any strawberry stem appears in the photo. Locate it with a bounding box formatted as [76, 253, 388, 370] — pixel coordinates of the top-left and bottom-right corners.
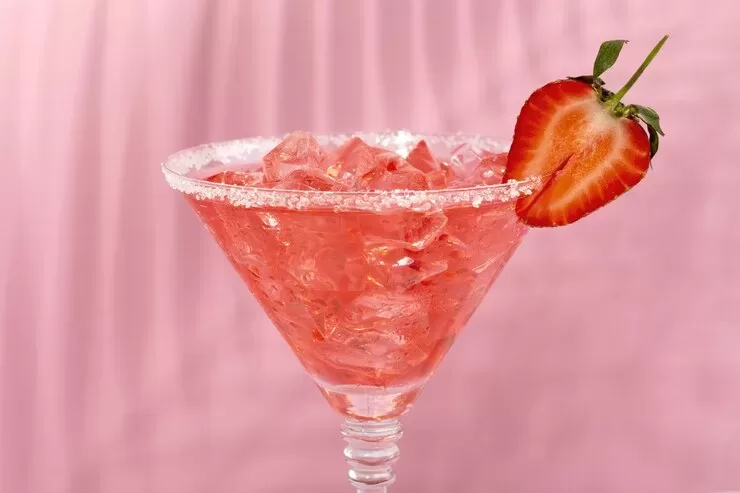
[607, 35, 669, 108]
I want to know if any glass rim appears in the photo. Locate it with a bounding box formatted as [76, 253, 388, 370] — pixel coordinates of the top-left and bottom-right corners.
[161, 130, 540, 212]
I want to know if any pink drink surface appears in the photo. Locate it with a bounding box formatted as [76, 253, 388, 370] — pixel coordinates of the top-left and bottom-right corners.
[186, 134, 527, 388]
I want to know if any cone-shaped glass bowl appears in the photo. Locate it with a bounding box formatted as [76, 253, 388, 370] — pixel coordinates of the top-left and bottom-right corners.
[161, 131, 537, 492]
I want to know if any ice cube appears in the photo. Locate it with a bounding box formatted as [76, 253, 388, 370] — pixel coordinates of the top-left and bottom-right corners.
[203, 207, 280, 267]
[446, 143, 487, 183]
[358, 151, 431, 191]
[365, 244, 448, 290]
[263, 132, 326, 183]
[361, 212, 448, 252]
[401, 213, 448, 250]
[346, 292, 432, 366]
[426, 168, 451, 189]
[468, 152, 508, 186]
[355, 292, 423, 320]
[362, 166, 430, 190]
[207, 169, 264, 186]
[287, 245, 367, 291]
[406, 140, 442, 174]
[443, 205, 512, 244]
[443, 206, 525, 276]
[274, 168, 344, 191]
[406, 140, 455, 189]
[431, 270, 480, 322]
[302, 293, 363, 342]
[323, 136, 378, 185]
[414, 233, 470, 272]
[313, 311, 340, 341]
[344, 291, 428, 334]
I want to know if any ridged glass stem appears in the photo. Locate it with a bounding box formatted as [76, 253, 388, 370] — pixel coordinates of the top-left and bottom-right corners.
[341, 418, 403, 493]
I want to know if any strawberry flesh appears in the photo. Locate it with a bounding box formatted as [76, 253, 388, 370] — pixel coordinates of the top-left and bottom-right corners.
[504, 79, 651, 227]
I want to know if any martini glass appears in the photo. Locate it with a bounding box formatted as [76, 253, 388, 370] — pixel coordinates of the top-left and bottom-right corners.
[161, 131, 537, 492]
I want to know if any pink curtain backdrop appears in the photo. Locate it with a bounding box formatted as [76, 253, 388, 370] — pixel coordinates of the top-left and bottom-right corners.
[2, 1, 739, 492]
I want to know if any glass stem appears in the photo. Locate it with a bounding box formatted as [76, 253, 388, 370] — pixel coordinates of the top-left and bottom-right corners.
[341, 418, 403, 492]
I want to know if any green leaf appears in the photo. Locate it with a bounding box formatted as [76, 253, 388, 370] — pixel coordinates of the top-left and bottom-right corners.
[647, 125, 660, 158]
[632, 104, 665, 136]
[593, 40, 628, 79]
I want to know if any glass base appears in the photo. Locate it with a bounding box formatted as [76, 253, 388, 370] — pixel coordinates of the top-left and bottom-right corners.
[342, 418, 403, 492]
[316, 380, 426, 420]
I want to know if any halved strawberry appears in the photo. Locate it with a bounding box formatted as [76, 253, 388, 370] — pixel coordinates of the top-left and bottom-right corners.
[504, 36, 668, 227]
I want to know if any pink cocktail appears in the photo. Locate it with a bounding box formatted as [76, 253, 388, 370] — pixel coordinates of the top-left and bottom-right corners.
[162, 131, 538, 492]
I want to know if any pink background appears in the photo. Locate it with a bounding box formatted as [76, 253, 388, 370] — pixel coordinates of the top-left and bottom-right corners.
[2, 0, 739, 492]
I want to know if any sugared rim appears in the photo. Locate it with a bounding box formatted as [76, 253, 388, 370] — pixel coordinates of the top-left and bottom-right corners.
[160, 130, 540, 212]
